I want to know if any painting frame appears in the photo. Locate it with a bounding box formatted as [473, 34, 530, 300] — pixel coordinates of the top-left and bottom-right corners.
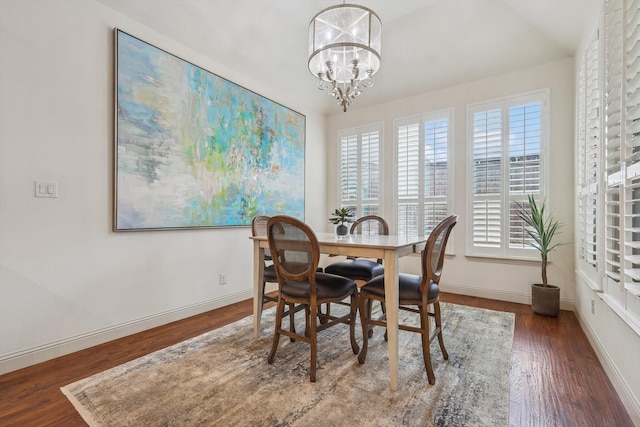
[113, 29, 306, 231]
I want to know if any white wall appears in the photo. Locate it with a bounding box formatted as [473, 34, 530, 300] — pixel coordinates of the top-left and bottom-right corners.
[0, 0, 327, 374]
[575, 276, 640, 424]
[325, 58, 576, 308]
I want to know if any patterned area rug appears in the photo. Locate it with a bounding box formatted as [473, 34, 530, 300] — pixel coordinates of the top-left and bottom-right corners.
[62, 303, 514, 426]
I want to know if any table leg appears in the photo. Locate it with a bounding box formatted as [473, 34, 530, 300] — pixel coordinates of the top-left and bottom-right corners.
[384, 249, 399, 391]
[253, 242, 265, 338]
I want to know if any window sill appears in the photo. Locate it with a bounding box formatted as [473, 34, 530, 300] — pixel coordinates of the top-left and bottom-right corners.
[575, 268, 603, 292]
[599, 293, 640, 337]
[464, 253, 541, 266]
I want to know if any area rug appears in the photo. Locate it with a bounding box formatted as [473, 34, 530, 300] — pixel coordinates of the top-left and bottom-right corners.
[61, 303, 515, 426]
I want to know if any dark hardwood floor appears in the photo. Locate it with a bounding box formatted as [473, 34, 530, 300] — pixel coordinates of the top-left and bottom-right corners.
[0, 293, 633, 426]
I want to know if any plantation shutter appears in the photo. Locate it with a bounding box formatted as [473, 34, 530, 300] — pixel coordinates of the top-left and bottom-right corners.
[468, 91, 547, 258]
[340, 134, 358, 204]
[397, 121, 420, 237]
[508, 102, 542, 249]
[623, 0, 640, 296]
[360, 130, 381, 216]
[396, 111, 452, 238]
[424, 118, 450, 232]
[577, 0, 640, 334]
[605, 1, 621, 289]
[584, 28, 601, 270]
[575, 24, 601, 288]
[338, 124, 382, 218]
[471, 108, 502, 249]
[577, 56, 589, 267]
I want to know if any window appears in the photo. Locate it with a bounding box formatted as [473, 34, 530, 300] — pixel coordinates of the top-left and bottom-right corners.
[575, 0, 640, 333]
[395, 110, 453, 238]
[337, 123, 382, 218]
[467, 90, 549, 258]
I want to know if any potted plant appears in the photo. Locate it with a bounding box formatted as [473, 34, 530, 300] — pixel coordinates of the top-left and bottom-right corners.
[329, 207, 355, 237]
[518, 194, 565, 317]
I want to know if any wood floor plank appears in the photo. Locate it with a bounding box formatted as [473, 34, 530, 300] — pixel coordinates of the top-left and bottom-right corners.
[0, 294, 634, 426]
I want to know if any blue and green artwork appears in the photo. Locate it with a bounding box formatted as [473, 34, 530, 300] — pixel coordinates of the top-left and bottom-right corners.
[115, 30, 305, 230]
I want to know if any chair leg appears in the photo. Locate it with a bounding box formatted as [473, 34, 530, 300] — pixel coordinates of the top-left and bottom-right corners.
[420, 304, 435, 385]
[261, 281, 267, 305]
[366, 298, 376, 339]
[357, 293, 369, 364]
[319, 303, 330, 324]
[268, 298, 286, 364]
[380, 301, 388, 340]
[288, 303, 296, 342]
[434, 301, 448, 360]
[349, 292, 359, 354]
[309, 304, 318, 382]
[305, 305, 311, 338]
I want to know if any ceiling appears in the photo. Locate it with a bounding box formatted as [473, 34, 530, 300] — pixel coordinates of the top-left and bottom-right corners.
[98, 0, 601, 115]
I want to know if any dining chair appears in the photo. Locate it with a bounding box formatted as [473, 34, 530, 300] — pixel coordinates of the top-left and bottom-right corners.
[251, 215, 278, 306]
[357, 214, 458, 385]
[252, 215, 304, 339]
[266, 215, 359, 382]
[323, 215, 389, 330]
[324, 215, 389, 283]
[251, 215, 279, 306]
[252, 215, 325, 304]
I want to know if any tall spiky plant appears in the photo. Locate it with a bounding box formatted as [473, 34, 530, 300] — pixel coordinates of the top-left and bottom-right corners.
[518, 194, 564, 286]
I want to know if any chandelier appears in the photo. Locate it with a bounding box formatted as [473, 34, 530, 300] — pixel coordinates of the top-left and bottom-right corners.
[308, 3, 382, 112]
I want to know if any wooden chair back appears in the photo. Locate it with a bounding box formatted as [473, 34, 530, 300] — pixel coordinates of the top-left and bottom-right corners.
[267, 215, 320, 285]
[421, 214, 458, 293]
[349, 215, 389, 264]
[350, 215, 389, 236]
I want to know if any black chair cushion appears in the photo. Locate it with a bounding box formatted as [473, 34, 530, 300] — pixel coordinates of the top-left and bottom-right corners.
[264, 265, 322, 282]
[282, 273, 356, 301]
[361, 273, 439, 304]
[263, 264, 277, 282]
[324, 259, 384, 280]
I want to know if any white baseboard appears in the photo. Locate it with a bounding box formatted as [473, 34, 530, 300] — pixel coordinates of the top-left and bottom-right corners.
[440, 281, 574, 311]
[574, 309, 640, 426]
[0, 290, 253, 375]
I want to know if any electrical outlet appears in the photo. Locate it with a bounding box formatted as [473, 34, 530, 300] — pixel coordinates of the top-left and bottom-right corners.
[591, 299, 595, 315]
[34, 180, 58, 198]
[219, 273, 227, 285]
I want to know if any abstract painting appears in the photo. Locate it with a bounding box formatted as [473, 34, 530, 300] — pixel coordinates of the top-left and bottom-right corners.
[114, 29, 305, 230]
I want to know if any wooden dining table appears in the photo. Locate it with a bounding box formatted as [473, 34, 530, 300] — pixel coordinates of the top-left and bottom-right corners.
[250, 231, 428, 391]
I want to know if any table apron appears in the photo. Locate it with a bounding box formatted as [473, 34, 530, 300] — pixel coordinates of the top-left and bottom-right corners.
[257, 239, 423, 259]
